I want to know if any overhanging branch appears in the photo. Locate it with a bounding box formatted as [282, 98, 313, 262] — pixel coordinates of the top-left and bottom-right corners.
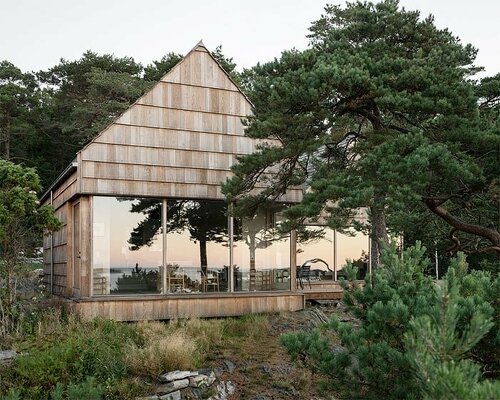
[424, 198, 500, 256]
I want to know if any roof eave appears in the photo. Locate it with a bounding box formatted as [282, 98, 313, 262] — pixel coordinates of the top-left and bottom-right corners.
[39, 161, 78, 204]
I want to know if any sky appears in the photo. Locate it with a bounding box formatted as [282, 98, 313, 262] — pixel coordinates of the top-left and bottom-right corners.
[1, 0, 498, 77]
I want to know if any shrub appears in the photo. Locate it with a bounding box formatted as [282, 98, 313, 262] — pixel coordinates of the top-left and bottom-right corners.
[125, 324, 198, 379]
[281, 244, 498, 399]
[50, 377, 104, 400]
[7, 318, 141, 399]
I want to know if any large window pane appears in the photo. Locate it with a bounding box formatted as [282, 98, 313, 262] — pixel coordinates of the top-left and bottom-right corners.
[166, 200, 229, 293]
[297, 227, 334, 280]
[336, 229, 369, 279]
[297, 227, 369, 281]
[93, 197, 162, 295]
[233, 207, 290, 291]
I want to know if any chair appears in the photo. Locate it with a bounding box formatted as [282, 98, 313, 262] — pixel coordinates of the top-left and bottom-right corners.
[297, 264, 312, 289]
[297, 258, 331, 289]
[200, 270, 219, 292]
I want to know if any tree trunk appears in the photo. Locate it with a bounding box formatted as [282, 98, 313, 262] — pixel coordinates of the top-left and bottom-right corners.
[199, 238, 208, 277]
[370, 201, 389, 269]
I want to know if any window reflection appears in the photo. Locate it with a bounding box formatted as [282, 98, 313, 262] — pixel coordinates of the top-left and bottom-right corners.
[297, 227, 334, 280]
[93, 197, 162, 295]
[297, 227, 369, 281]
[336, 229, 369, 280]
[233, 207, 290, 291]
[166, 200, 229, 293]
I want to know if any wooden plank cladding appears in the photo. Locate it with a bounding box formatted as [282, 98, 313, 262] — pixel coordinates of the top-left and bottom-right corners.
[70, 293, 305, 321]
[81, 178, 302, 202]
[75, 43, 302, 203]
[116, 105, 246, 135]
[161, 48, 239, 92]
[83, 143, 237, 169]
[93, 125, 261, 154]
[43, 204, 69, 295]
[52, 171, 78, 209]
[137, 82, 251, 116]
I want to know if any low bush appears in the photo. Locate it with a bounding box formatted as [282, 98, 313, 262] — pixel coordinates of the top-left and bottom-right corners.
[6, 318, 140, 399]
[281, 244, 499, 400]
[125, 322, 198, 379]
[50, 376, 104, 400]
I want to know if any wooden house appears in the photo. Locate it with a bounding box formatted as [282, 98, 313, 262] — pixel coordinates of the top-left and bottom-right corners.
[41, 42, 369, 321]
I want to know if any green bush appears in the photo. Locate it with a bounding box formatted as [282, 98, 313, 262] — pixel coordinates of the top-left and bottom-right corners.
[281, 244, 498, 399]
[3, 318, 142, 399]
[50, 377, 104, 400]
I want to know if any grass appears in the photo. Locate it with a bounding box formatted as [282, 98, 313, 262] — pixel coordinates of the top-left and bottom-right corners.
[0, 306, 277, 400]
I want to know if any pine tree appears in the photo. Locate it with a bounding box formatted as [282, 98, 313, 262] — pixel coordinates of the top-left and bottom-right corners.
[280, 244, 498, 399]
[223, 0, 499, 264]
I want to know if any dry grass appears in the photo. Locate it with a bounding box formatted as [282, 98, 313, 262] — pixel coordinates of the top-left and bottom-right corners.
[179, 318, 226, 352]
[125, 322, 198, 379]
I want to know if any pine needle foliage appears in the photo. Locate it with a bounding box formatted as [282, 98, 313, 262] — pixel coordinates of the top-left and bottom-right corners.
[281, 244, 499, 399]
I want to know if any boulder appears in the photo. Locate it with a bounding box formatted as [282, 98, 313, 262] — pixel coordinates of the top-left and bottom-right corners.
[189, 374, 209, 387]
[156, 379, 189, 394]
[158, 391, 181, 400]
[159, 370, 198, 382]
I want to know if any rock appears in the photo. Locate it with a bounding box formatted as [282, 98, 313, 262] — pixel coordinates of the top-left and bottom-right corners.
[260, 365, 270, 374]
[225, 381, 235, 395]
[159, 370, 198, 382]
[189, 374, 209, 387]
[208, 380, 236, 400]
[213, 367, 223, 377]
[158, 391, 181, 400]
[183, 386, 204, 400]
[206, 371, 216, 386]
[198, 367, 212, 376]
[0, 350, 17, 365]
[135, 397, 159, 400]
[222, 360, 236, 373]
[155, 379, 189, 394]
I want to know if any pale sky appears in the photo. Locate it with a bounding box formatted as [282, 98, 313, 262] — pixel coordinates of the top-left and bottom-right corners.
[1, 0, 498, 77]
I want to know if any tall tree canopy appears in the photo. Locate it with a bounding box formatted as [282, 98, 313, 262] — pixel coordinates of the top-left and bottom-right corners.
[0, 61, 38, 161]
[223, 0, 499, 265]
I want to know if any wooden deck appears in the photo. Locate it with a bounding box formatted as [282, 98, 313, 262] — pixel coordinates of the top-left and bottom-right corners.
[298, 280, 345, 301]
[69, 292, 305, 321]
[67, 280, 355, 320]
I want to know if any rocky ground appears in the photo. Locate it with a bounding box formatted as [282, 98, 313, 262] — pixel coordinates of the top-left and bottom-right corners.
[142, 301, 350, 400]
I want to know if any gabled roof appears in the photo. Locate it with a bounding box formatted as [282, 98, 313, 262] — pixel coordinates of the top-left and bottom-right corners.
[78, 41, 252, 154]
[40, 41, 253, 203]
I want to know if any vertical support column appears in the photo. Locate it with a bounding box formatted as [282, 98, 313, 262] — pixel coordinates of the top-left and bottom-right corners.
[228, 212, 234, 292]
[79, 196, 92, 297]
[333, 229, 337, 281]
[162, 199, 168, 294]
[290, 230, 297, 291]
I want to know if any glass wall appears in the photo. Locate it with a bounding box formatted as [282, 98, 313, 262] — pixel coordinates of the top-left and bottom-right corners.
[297, 227, 334, 280]
[91, 196, 368, 295]
[297, 226, 369, 281]
[166, 200, 229, 293]
[93, 197, 162, 295]
[233, 207, 291, 291]
[336, 229, 369, 279]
